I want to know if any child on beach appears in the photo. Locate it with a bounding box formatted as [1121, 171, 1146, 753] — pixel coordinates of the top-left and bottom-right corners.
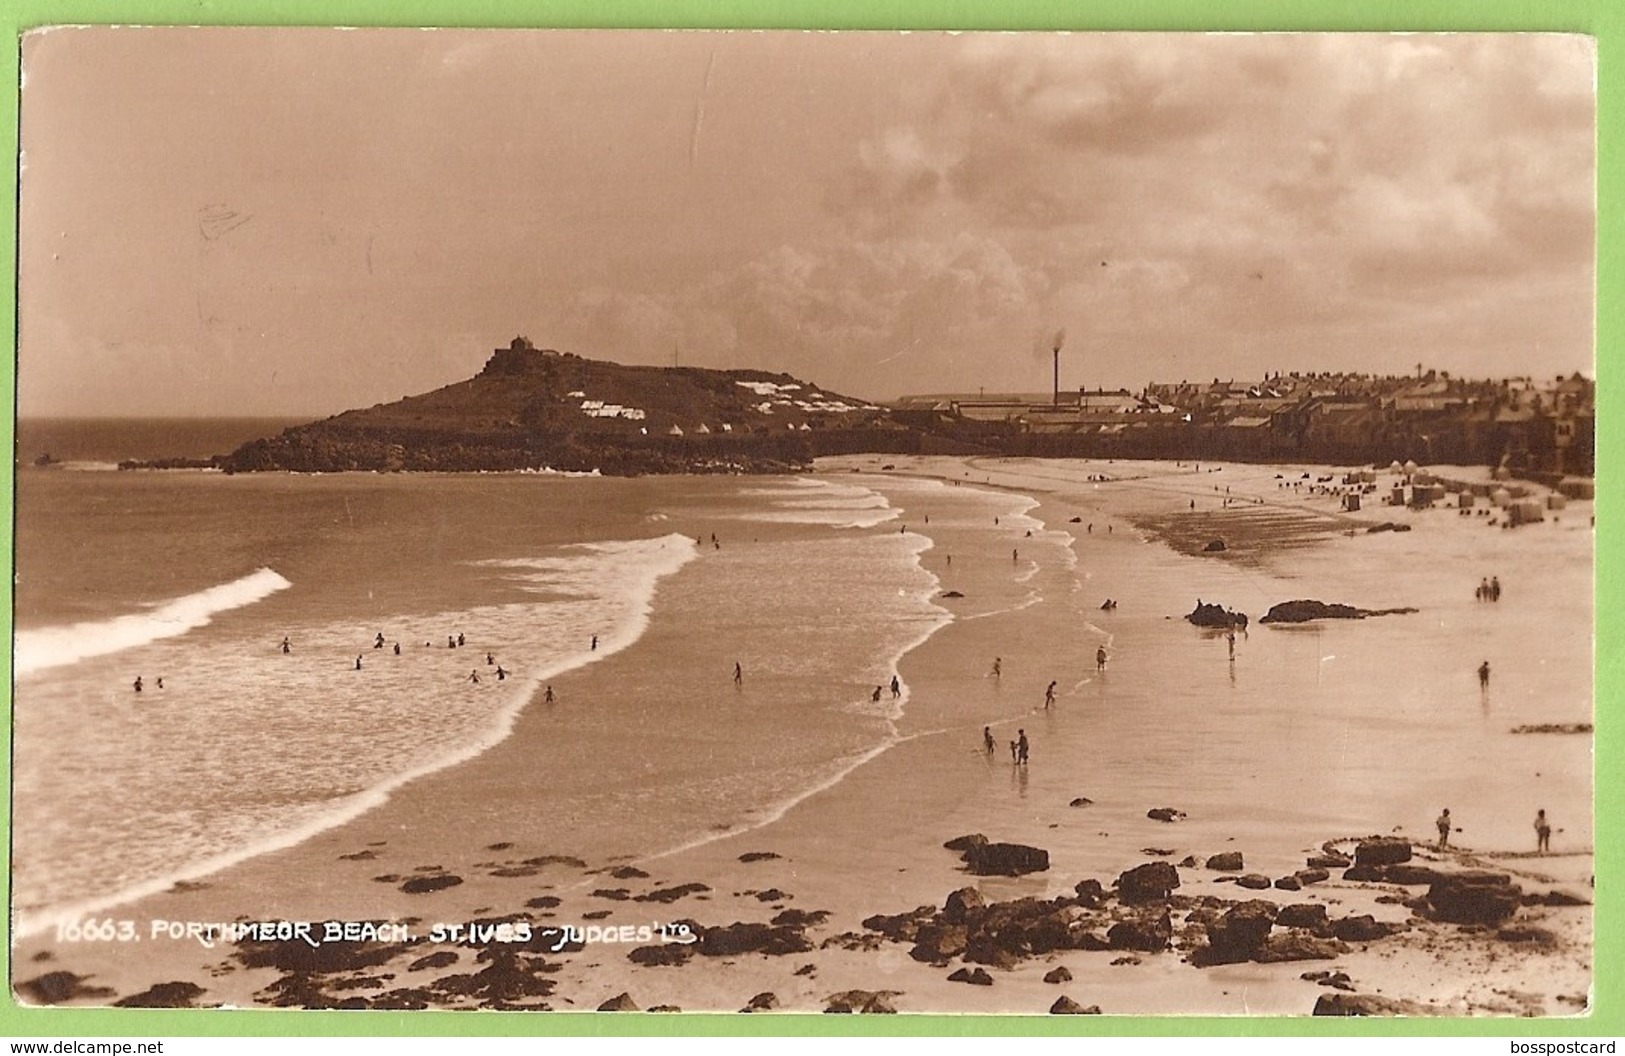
[1535, 809, 1552, 853]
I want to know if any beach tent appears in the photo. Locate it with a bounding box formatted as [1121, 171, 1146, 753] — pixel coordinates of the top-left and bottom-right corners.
[1509, 499, 1546, 526]
[1493, 465, 1513, 481]
[1491, 487, 1513, 508]
[1459, 492, 1476, 509]
[1403, 459, 1420, 475]
[1389, 460, 1404, 472]
[667, 424, 684, 436]
[1547, 493, 1568, 511]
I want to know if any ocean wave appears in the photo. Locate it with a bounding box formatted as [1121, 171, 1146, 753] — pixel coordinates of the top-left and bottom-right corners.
[13, 568, 293, 678]
[14, 536, 701, 933]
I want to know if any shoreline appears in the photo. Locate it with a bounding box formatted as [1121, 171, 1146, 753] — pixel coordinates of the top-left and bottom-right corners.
[12, 455, 1593, 1015]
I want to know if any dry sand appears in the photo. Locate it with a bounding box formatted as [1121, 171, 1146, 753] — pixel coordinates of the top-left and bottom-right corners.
[11, 456, 1594, 1018]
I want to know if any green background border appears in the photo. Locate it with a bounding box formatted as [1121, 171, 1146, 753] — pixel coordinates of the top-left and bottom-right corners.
[0, 0, 1614, 1040]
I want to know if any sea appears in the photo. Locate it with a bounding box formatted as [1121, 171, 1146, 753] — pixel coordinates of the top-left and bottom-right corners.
[10, 419, 973, 934]
[10, 421, 1595, 944]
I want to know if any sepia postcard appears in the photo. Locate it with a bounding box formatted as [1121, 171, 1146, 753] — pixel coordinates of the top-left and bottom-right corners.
[8, 23, 1601, 1029]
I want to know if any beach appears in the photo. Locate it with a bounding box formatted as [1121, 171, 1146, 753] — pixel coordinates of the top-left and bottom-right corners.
[10, 453, 1593, 1016]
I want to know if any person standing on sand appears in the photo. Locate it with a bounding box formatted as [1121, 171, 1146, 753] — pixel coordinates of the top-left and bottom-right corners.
[591, 635, 598, 651]
[1491, 576, 1502, 602]
[1478, 578, 1490, 602]
[872, 685, 883, 702]
[544, 685, 554, 703]
[1097, 646, 1108, 672]
[734, 661, 743, 687]
[1436, 808, 1453, 849]
[354, 656, 363, 671]
[393, 642, 401, 655]
[1044, 681, 1057, 708]
[1478, 660, 1491, 689]
[890, 675, 901, 700]
[983, 726, 995, 755]
[1535, 809, 1552, 853]
[990, 657, 1002, 679]
[1226, 628, 1236, 660]
[375, 632, 385, 650]
[281, 637, 291, 654]
[1017, 729, 1029, 765]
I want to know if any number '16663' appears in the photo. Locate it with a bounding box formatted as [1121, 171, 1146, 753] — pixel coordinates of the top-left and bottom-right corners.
[55, 918, 138, 942]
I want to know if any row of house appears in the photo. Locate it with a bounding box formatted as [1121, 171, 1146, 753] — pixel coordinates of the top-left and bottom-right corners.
[893, 371, 1594, 477]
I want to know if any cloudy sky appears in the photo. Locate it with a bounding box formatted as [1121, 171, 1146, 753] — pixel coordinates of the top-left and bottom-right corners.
[18, 29, 1595, 417]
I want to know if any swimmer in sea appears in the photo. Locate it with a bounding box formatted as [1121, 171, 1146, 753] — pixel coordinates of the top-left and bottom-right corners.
[469, 670, 481, 684]
[496, 666, 507, 681]
[281, 637, 291, 654]
[375, 632, 385, 649]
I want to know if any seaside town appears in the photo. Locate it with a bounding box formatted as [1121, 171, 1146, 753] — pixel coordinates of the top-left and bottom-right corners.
[893, 369, 1594, 480]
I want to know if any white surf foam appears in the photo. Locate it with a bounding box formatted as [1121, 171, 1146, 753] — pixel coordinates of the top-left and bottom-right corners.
[13, 568, 293, 678]
[12, 536, 700, 935]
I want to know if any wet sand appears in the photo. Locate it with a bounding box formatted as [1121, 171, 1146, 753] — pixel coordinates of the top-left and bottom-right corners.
[12, 456, 1593, 1016]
